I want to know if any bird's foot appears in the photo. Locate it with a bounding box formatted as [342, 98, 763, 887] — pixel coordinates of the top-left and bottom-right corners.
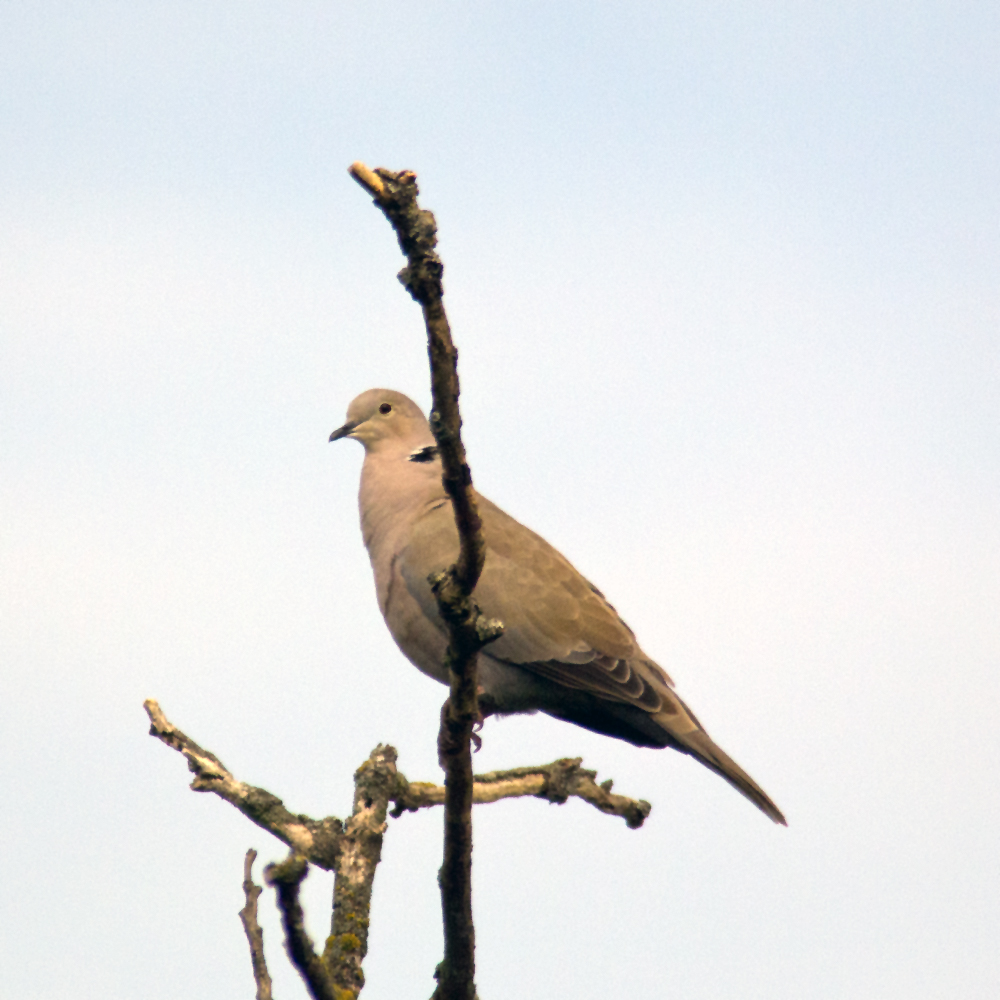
[471, 690, 498, 752]
[438, 691, 495, 762]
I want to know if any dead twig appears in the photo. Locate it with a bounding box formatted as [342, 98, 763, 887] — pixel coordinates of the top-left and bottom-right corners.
[240, 849, 273, 1000]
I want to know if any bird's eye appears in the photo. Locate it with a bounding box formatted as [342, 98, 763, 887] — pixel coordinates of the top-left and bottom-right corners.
[379, 403, 392, 414]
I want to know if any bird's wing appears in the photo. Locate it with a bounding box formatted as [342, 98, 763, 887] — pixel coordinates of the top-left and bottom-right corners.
[399, 494, 696, 722]
[398, 493, 787, 825]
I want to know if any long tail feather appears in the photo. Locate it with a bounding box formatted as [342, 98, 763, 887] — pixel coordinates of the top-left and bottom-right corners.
[676, 729, 787, 825]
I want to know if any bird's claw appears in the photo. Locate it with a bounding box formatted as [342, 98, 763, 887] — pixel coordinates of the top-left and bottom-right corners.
[470, 689, 497, 752]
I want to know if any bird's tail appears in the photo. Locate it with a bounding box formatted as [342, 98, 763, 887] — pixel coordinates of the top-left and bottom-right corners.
[675, 728, 787, 825]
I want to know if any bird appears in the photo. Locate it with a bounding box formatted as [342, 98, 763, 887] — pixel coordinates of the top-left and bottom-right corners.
[330, 388, 786, 824]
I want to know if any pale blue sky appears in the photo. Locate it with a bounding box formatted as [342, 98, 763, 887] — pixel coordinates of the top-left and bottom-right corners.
[2, 4, 998, 998]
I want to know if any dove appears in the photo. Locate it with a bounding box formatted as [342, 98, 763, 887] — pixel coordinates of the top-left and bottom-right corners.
[331, 388, 785, 824]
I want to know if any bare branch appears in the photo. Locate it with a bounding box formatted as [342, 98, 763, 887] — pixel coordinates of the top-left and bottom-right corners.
[240, 849, 273, 1000]
[147, 697, 651, 997]
[144, 699, 344, 870]
[148, 702, 401, 996]
[265, 854, 338, 1000]
[392, 758, 652, 830]
[324, 745, 400, 998]
[349, 162, 494, 1000]
[346, 163, 496, 609]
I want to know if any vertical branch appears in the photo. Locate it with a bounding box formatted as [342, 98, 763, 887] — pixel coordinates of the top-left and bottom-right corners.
[240, 849, 274, 1000]
[349, 163, 501, 1000]
[324, 745, 400, 998]
[347, 163, 486, 594]
[433, 701, 476, 1000]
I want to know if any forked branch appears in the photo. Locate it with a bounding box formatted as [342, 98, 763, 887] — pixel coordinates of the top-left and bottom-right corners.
[146, 701, 651, 998]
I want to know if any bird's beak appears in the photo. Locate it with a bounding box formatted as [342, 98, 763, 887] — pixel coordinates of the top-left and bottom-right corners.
[329, 420, 359, 442]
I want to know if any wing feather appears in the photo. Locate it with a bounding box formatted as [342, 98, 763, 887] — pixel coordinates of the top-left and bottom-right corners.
[399, 493, 683, 721]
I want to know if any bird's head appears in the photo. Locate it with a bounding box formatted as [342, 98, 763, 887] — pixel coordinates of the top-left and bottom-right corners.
[329, 388, 434, 454]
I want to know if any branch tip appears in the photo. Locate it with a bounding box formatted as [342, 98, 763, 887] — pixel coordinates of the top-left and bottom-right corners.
[348, 161, 385, 198]
[144, 699, 344, 870]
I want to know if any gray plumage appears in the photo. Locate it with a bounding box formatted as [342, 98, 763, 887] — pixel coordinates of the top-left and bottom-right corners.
[331, 388, 786, 824]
